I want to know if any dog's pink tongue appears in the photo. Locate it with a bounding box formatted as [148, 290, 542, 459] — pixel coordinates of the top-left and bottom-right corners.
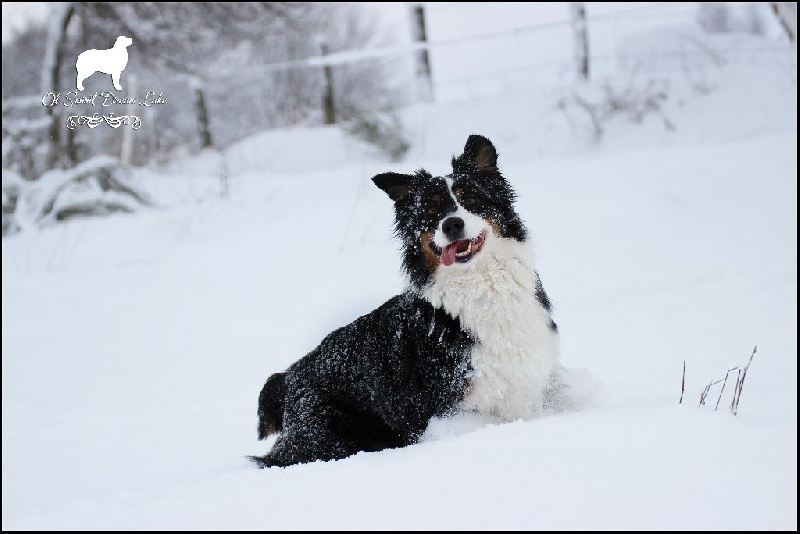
[441, 243, 457, 267]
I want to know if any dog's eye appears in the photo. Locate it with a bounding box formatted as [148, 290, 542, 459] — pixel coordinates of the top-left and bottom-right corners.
[426, 206, 438, 216]
[463, 197, 480, 208]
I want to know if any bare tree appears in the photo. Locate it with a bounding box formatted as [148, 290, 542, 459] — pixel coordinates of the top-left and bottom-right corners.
[2, 22, 49, 181]
[323, 4, 411, 159]
[4, 2, 410, 180]
[77, 3, 307, 150]
[41, 3, 76, 168]
[2, 23, 47, 100]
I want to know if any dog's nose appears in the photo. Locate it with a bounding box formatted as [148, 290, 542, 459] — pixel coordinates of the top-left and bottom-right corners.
[442, 217, 465, 241]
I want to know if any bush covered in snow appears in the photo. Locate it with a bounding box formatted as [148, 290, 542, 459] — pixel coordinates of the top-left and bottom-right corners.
[7, 156, 149, 235]
[556, 73, 674, 142]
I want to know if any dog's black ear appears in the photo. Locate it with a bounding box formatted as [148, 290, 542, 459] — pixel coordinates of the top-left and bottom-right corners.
[453, 134, 498, 173]
[372, 172, 412, 202]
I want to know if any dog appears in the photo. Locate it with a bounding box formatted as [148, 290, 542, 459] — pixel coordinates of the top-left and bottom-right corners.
[76, 36, 133, 91]
[251, 135, 561, 468]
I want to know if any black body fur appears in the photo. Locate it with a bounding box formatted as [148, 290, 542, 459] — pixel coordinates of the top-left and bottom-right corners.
[250, 293, 473, 467]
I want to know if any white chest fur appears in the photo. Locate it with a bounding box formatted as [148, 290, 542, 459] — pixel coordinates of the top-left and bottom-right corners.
[423, 237, 560, 422]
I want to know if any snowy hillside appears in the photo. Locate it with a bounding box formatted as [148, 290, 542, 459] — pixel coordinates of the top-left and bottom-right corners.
[2, 5, 797, 530]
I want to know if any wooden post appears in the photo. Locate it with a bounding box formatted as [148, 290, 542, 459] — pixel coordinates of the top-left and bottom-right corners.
[320, 41, 336, 125]
[771, 2, 797, 42]
[410, 3, 434, 102]
[66, 119, 79, 166]
[121, 74, 136, 164]
[193, 80, 213, 148]
[570, 3, 590, 81]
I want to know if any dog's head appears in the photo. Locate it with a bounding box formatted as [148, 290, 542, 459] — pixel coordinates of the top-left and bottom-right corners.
[373, 134, 527, 290]
[115, 36, 133, 49]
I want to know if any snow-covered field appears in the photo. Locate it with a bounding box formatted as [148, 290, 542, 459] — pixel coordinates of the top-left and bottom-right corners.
[2, 12, 797, 530]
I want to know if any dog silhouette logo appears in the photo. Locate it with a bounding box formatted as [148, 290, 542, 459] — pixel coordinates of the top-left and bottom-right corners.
[76, 36, 133, 91]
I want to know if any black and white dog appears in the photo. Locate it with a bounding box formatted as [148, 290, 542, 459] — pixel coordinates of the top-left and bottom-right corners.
[251, 135, 561, 468]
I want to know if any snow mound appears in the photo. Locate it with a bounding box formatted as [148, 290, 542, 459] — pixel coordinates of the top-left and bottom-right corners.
[11, 156, 150, 233]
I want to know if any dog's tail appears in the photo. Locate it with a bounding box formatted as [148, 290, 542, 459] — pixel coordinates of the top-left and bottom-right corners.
[257, 372, 286, 440]
[247, 454, 275, 469]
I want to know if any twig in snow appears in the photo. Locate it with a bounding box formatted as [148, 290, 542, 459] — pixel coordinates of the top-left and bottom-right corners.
[679, 360, 686, 404]
[714, 367, 738, 411]
[699, 379, 722, 407]
[731, 345, 757, 415]
[729, 369, 742, 412]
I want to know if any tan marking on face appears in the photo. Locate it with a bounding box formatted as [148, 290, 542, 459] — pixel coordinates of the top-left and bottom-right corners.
[427, 193, 443, 216]
[420, 230, 441, 271]
[486, 217, 503, 238]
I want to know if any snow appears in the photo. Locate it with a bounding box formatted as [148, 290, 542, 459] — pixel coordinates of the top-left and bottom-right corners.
[2, 7, 797, 531]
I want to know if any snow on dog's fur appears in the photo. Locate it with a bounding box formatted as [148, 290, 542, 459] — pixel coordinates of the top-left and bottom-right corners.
[251, 135, 565, 468]
[76, 36, 132, 91]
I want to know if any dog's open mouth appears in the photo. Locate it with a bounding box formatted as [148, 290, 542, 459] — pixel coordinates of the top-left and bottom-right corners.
[439, 229, 487, 266]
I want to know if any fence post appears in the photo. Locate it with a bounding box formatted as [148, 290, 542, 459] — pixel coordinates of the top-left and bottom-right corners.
[320, 41, 336, 125]
[192, 78, 213, 149]
[121, 73, 136, 165]
[570, 2, 590, 81]
[771, 2, 797, 42]
[409, 3, 434, 102]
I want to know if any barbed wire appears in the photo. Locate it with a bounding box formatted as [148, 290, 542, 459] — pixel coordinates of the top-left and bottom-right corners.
[211, 3, 707, 78]
[435, 43, 792, 85]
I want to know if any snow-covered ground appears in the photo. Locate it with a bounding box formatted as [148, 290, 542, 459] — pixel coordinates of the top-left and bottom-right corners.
[2, 13, 797, 531]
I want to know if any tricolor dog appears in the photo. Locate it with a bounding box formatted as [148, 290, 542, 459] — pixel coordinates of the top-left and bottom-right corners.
[251, 135, 562, 468]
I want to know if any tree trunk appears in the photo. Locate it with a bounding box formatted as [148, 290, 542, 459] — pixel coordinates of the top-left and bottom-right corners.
[41, 2, 76, 170]
[570, 3, 590, 81]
